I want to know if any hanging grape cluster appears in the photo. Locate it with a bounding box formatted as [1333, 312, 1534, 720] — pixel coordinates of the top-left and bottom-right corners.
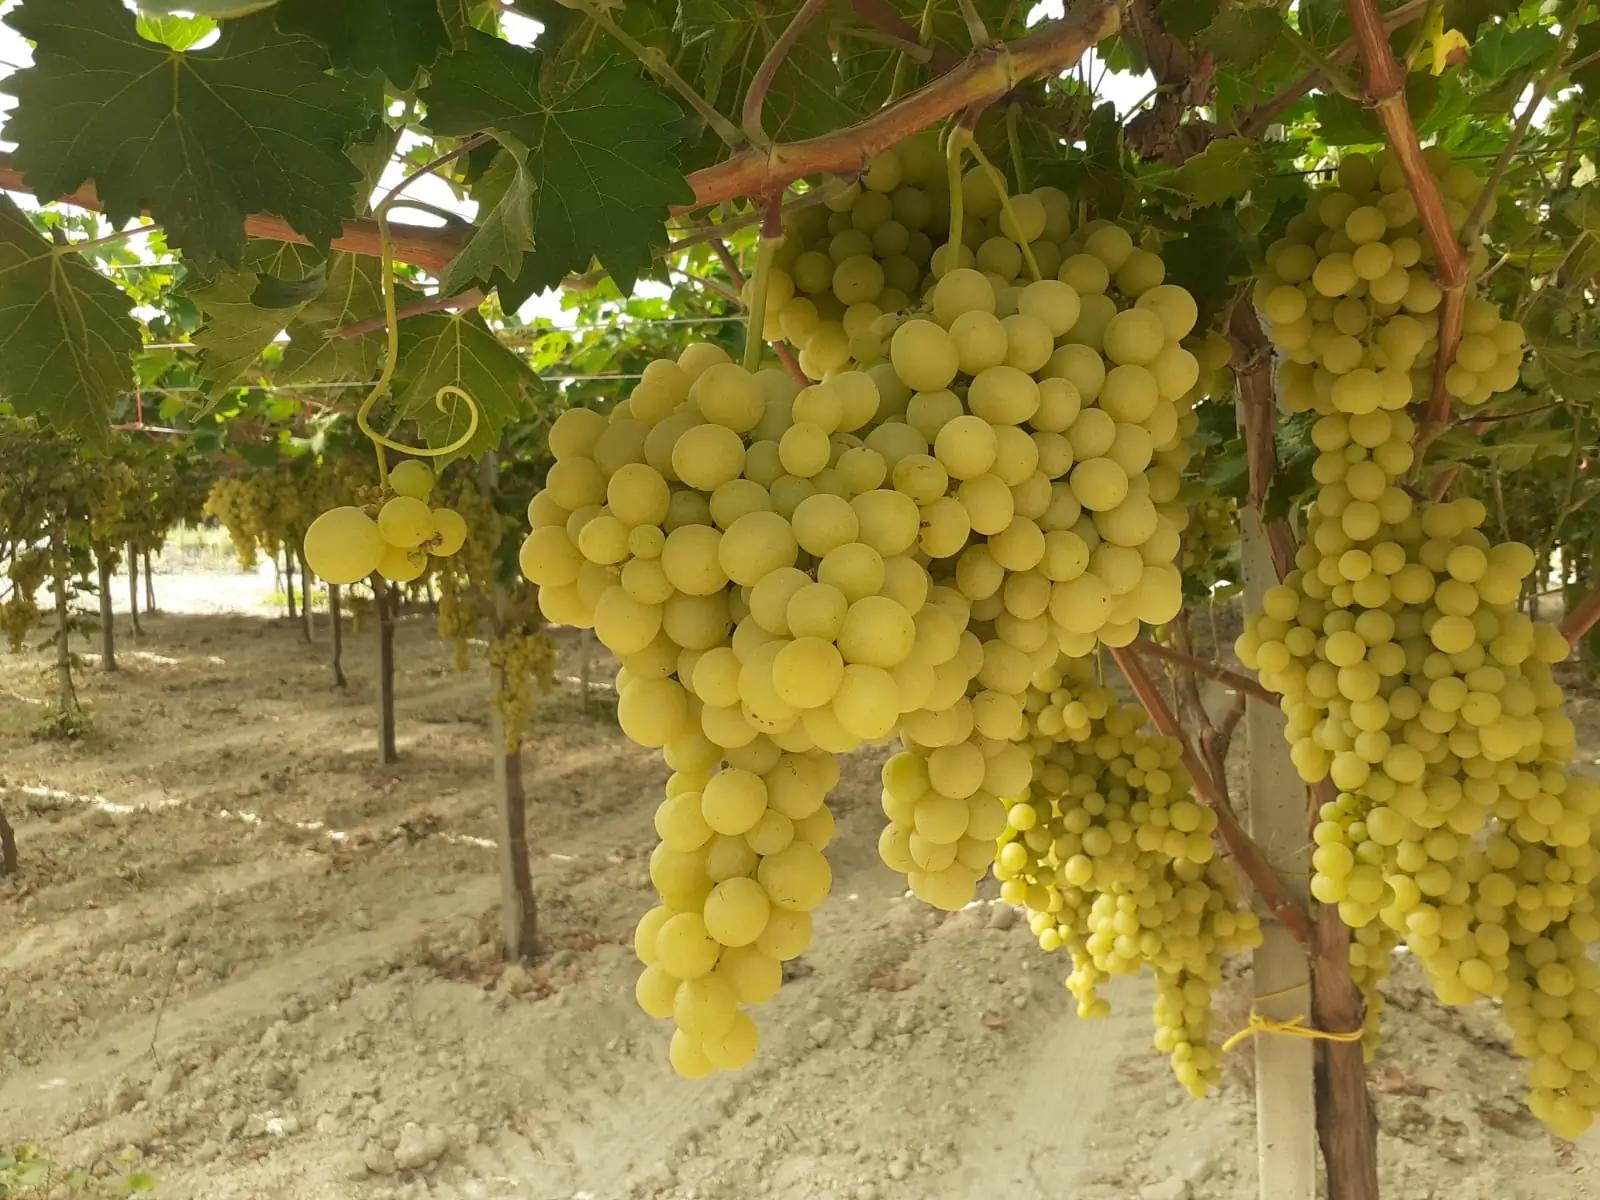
[515, 127, 1230, 1079]
[303, 459, 469, 586]
[980, 656, 1261, 1096]
[1240, 148, 1599, 1138]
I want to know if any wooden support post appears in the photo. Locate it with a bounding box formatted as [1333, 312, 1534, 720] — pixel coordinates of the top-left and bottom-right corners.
[375, 578, 397, 764]
[143, 548, 156, 613]
[96, 551, 117, 672]
[1240, 506, 1318, 1200]
[283, 547, 297, 621]
[491, 681, 539, 960]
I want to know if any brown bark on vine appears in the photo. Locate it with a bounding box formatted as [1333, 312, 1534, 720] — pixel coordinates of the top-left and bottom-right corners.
[96, 550, 116, 672]
[126, 540, 142, 638]
[375, 578, 397, 765]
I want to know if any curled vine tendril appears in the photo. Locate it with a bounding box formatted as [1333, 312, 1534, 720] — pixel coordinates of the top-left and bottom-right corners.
[357, 205, 481, 486]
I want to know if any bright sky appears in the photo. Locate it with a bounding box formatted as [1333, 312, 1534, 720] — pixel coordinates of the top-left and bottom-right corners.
[0, 1, 1154, 331]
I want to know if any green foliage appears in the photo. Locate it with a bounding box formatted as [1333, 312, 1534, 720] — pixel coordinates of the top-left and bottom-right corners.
[2, 0, 369, 264]
[422, 33, 694, 296]
[0, 199, 141, 439]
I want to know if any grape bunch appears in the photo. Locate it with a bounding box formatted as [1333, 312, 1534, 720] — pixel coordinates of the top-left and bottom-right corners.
[517, 178, 1208, 1073]
[1252, 146, 1523, 416]
[985, 656, 1261, 1096]
[1240, 150, 1600, 1138]
[303, 459, 469, 586]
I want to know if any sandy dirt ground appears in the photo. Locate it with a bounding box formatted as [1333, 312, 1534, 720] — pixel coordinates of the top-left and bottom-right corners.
[3, 564, 1600, 1200]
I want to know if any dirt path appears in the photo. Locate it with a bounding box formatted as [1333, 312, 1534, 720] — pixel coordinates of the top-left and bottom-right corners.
[2, 570, 1599, 1199]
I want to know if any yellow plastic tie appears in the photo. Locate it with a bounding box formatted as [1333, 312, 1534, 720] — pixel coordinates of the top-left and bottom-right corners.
[1220, 981, 1364, 1054]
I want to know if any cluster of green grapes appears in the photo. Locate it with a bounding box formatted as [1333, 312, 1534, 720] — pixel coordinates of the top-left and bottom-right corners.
[1241, 152, 1600, 1139]
[0, 546, 47, 652]
[518, 148, 1216, 1076]
[983, 656, 1260, 1096]
[635, 740, 839, 1076]
[1252, 146, 1523, 414]
[1181, 492, 1240, 584]
[303, 459, 468, 586]
[761, 133, 1077, 379]
[204, 474, 297, 568]
[488, 628, 555, 752]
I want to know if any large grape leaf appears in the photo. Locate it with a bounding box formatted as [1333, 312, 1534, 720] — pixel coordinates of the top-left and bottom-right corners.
[0, 197, 140, 438]
[274, 0, 468, 89]
[187, 241, 326, 390]
[421, 31, 692, 297]
[390, 312, 535, 461]
[1, 0, 369, 265]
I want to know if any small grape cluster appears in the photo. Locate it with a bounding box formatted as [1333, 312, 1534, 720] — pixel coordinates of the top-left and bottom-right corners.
[303, 460, 468, 586]
[991, 656, 1261, 1096]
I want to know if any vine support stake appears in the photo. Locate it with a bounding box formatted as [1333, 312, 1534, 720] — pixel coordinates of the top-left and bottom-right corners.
[126, 539, 142, 639]
[329, 584, 348, 689]
[1239, 494, 1318, 1200]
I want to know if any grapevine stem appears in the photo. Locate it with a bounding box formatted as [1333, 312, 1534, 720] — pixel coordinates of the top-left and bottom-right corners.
[888, 0, 939, 100]
[966, 137, 1042, 281]
[742, 196, 784, 373]
[55, 222, 161, 255]
[954, 0, 992, 46]
[1108, 645, 1313, 948]
[944, 127, 966, 265]
[1133, 638, 1280, 705]
[1005, 104, 1028, 192]
[744, 0, 830, 146]
[1343, 0, 1469, 444]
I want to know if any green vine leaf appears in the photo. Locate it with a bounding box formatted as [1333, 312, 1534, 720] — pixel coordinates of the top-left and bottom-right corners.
[1198, 8, 1285, 67]
[677, 1, 862, 142]
[274, 0, 466, 89]
[0, 196, 140, 439]
[1468, 23, 1557, 77]
[278, 255, 388, 384]
[1, 0, 370, 265]
[186, 241, 326, 391]
[421, 30, 693, 297]
[1162, 137, 1267, 208]
[390, 312, 536, 461]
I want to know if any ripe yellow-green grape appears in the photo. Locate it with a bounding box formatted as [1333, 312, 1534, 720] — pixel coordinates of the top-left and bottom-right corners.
[304, 505, 386, 585]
